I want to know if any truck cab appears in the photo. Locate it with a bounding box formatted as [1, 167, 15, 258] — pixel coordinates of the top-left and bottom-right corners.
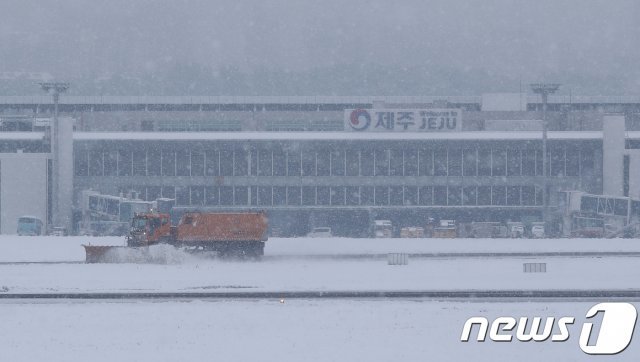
[127, 213, 171, 247]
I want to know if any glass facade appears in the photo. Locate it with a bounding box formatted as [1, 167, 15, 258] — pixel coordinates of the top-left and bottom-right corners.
[74, 142, 590, 213]
[76, 144, 590, 178]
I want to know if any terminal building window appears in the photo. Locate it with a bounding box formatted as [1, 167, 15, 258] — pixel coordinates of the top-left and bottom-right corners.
[565, 146, 579, 176]
[258, 186, 272, 205]
[507, 149, 521, 176]
[147, 150, 161, 176]
[205, 150, 219, 176]
[287, 186, 301, 205]
[419, 149, 433, 176]
[234, 186, 248, 205]
[580, 148, 594, 177]
[404, 149, 418, 176]
[478, 149, 491, 176]
[433, 186, 447, 205]
[273, 186, 286, 205]
[491, 186, 506, 205]
[147, 186, 161, 201]
[220, 186, 233, 205]
[521, 149, 536, 176]
[404, 186, 418, 206]
[234, 149, 248, 176]
[463, 187, 477, 205]
[463, 148, 477, 176]
[535, 186, 543, 205]
[75, 151, 89, 176]
[273, 150, 286, 176]
[361, 186, 374, 205]
[346, 186, 359, 205]
[447, 186, 462, 206]
[249, 186, 257, 205]
[448, 149, 462, 176]
[331, 187, 345, 205]
[302, 186, 316, 205]
[390, 186, 403, 205]
[191, 150, 204, 176]
[477, 186, 491, 205]
[374, 149, 389, 176]
[190, 186, 204, 206]
[374, 186, 389, 206]
[317, 186, 330, 205]
[206, 186, 219, 205]
[258, 149, 272, 176]
[89, 150, 103, 176]
[507, 186, 520, 205]
[317, 150, 330, 176]
[390, 149, 403, 176]
[360, 152, 374, 176]
[419, 186, 433, 205]
[302, 150, 316, 176]
[176, 149, 190, 176]
[117, 150, 132, 176]
[161, 186, 175, 199]
[331, 150, 345, 176]
[434, 149, 447, 176]
[162, 150, 176, 176]
[104, 151, 118, 176]
[175, 187, 189, 205]
[345, 151, 359, 176]
[132, 150, 146, 176]
[521, 186, 535, 205]
[287, 151, 301, 176]
[550, 148, 565, 177]
[220, 150, 233, 176]
[491, 149, 506, 176]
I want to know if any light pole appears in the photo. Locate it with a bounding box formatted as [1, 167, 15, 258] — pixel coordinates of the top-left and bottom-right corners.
[530, 83, 560, 229]
[39, 82, 70, 229]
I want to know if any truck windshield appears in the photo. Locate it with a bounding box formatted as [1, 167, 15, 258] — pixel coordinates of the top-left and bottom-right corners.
[132, 218, 147, 229]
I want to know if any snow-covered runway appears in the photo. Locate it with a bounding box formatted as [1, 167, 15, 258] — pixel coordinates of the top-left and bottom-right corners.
[2, 254, 640, 294]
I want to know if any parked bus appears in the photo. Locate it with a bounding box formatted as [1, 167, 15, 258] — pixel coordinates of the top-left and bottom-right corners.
[17, 216, 43, 236]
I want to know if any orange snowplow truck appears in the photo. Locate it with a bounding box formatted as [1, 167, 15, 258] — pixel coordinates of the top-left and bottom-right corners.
[127, 211, 269, 257]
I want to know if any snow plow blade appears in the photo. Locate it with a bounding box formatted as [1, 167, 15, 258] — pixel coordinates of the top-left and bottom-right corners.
[82, 245, 127, 263]
[83, 244, 188, 264]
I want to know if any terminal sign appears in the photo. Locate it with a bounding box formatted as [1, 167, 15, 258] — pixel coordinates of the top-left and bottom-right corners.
[345, 109, 461, 132]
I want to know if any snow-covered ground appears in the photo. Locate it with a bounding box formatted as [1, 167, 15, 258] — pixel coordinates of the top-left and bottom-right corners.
[0, 235, 639, 293]
[2, 235, 640, 263]
[2, 235, 640, 361]
[2, 300, 638, 362]
[3, 254, 640, 294]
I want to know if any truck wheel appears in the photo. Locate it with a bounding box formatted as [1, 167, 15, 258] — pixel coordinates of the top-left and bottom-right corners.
[249, 242, 264, 260]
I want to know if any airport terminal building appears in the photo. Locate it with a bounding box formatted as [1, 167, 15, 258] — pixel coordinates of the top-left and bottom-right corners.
[1, 94, 639, 236]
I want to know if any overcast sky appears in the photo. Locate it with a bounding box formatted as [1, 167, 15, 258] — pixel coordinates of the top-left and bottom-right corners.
[1, 0, 639, 94]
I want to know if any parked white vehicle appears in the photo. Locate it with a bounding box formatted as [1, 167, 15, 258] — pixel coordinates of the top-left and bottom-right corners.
[50, 226, 67, 236]
[507, 222, 525, 238]
[307, 227, 333, 238]
[374, 220, 393, 238]
[530, 223, 545, 238]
